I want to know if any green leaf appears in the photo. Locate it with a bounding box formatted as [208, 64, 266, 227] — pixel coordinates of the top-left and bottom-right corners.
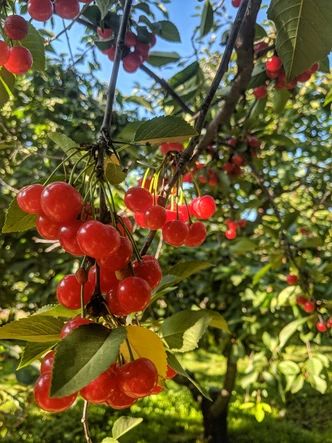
[278, 360, 300, 375]
[152, 20, 181, 42]
[200, 0, 214, 37]
[105, 162, 127, 185]
[255, 24, 267, 40]
[324, 87, 332, 106]
[261, 133, 295, 147]
[101, 439, 118, 443]
[305, 357, 323, 376]
[253, 263, 272, 286]
[230, 238, 257, 254]
[96, 0, 110, 19]
[112, 417, 143, 439]
[0, 68, 15, 103]
[160, 309, 229, 352]
[272, 88, 290, 114]
[248, 64, 267, 89]
[18, 342, 55, 369]
[82, 5, 101, 25]
[310, 375, 327, 394]
[2, 198, 36, 234]
[289, 374, 304, 393]
[51, 325, 126, 397]
[255, 403, 265, 422]
[147, 51, 180, 67]
[319, 56, 330, 73]
[278, 316, 310, 350]
[48, 132, 80, 160]
[33, 304, 80, 318]
[298, 237, 324, 248]
[0, 316, 63, 342]
[167, 353, 211, 400]
[0, 79, 9, 106]
[133, 116, 196, 144]
[167, 260, 213, 281]
[21, 23, 45, 71]
[267, 0, 332, 79]
[168, 62, 200, 89]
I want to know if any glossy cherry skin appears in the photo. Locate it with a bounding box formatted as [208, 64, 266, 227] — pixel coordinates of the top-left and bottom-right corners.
[144, 205, 167, 230]
[286, 274, 298, 285]
[117, 276, 151, 314]
[60, 316, 93, 339]
[80, 368, 117, 403]
[106, 370, 137, 409]
[191, 195, 216, 220]
[34, 372, 77, 412]
[28, 0, 53, 21]
[316, 321, 327, 333]
[124, 187, 153, 213]
[162, 220, 189, 247]
[54, 0, 80, 19]
[166, 365, 177, 379]
[36, 215, 60, 240]
[17, 184, 44, 214]
[56, 274, 94, 309]
[134, 212, 148, 228]
[184, 222, 207, 247]
[160, 142, 183, 155]
[59, 221, 84, 256]
[177, 205, 190, 222]
[40, 181, 83, 223]
[0, 41, 10, 65]
[303, 301, 315, 313]
[265, 55, 282, 73]
[225, 229, 237, 240]
[106, 287, 126, 317]
[99, 236, 133, 272]
[77, 220, 121, 259]
[40, 351, 55, 374]
[132, 255, 162, 289]
[4, 47, 33, 75]
[4, 15, 28, 40]
[118, 358, 158, 398]
[88, 265, 118, 294]
[253, 85, 267, 100]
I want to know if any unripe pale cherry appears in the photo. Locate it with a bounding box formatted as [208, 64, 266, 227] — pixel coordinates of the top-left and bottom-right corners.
[184, 222, 207, 247]
[28, 0, 53, 21]
[162, 220, 189, 247]
[144, 205, 167, 230]
[56, 274, 94, 309]
[118, 358, 158, 398]
[34, 372, 77, 412]
[4, 47, 33, 75]
[99, 236, 133, 271]
[60, 316, 93, 339]
[132, 255, 162, 289]
[77, 220, 121, 259]
[17, 184, 44, 214]
[116, 276, 151, 314]
[36, 215, 60, 240]
[4, 15, 28, 40]
[59, 221, 84, 256]
[40, 351, 55, 374]
[0, 41, 10, 65]
[191, 195, 216, 220]
[124, 187, 153, 213]
[55, 0, 80, 19]
[40, 181, 83, 223]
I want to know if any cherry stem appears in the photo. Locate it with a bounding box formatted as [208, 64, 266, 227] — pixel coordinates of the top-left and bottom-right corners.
[81, 400, 93, 443]
[43, 149, 78, 186]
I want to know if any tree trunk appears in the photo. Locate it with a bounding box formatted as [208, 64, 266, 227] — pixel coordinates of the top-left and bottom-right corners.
[201, 344, 238, 443]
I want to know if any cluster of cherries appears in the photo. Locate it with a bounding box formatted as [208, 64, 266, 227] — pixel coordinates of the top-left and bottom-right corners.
[224, 219, 247, 240]
[183, 162, 219, 188]
[285, 274, 332, 334]
[34, 330, 176, 413]
[28, 0, 91, 21]
[0, 15, 33, 75]
[100, 29, 156, 73]
[253, 55, 319, 100]
[222, 134, 261, 177]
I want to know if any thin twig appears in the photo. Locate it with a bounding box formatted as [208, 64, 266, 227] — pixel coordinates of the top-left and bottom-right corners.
[81, 401, 93, 443]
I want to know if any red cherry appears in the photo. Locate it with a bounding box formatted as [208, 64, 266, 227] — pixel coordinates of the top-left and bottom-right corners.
[116, 276, 151, 314]
[316, 321, 327, 333]
[232, 0, 241, 7]
[57, 274, 94, 310]
[296, 295, 307, 306]
[75, 268, 88, 285]
[81, 368, 117, 403]
[286, 274, 298, 285]
[151, 385, 164, 394]
[183, 172, 193, 183]
[0, 41, 10, 65]
[232, 154, 245, 166]
[296, 70, 312, 82]
[4, 15, 28, 40]
[125, 187, 153, 213]
[107, 46, 116, 61]
[17, 184, 44, 214]
[40, 181, 83, 223]
[225, 219, 238, 230]
[207, 170, 219, 187]
[28, 0, 53, 21]
[123, 52, 142, 73]
[253, 85, 267, 100]
[162, 220, 189, 247]
[40, 351, 55, 374]
[191, 195, 216, 220]
[238, 219, 247, 229]
[132, 255, 162, 289]
[326, 318, 332, 329]
[77, 220, 121, 259]
[59, 221, 84, 256]
[97, 27, 113, 39]
[165, 209, 177, 222]
[106, 371, 137, 409]
[106, 286, 126, 317]
[36, 215, 60, 240]
[227, 137, 237, 147]
[34, 372, 77, 413]
[184, 222, 207, 247]
[124, 31, 137, 47]
[54, 0, 80, 19]
[99, 236, 133, 271]
[310, 63, 319, 73]
[60, 316, 93, 339]
[223, 162, 234, 174]
[144, 205, 167, 230]
[177, 205, 190, 222]
[166, 365, 177, 379]
[4, 46, 33, 75]
[303, 301, 315, 313]
[160, 142, 183, 155]
[135, 41, 150, 60]
[225, 229, 237, 240]
[134, 212, 148, 228]
[118, 358, 158, 398]
[265, 55, 282, 73]
[88, 265, 118, 294]
[246, 135, 261, 148]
